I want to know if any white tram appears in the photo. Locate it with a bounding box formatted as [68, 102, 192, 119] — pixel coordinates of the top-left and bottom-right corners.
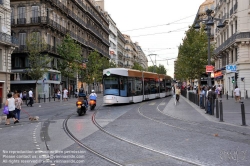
[103, 68, 172, 104]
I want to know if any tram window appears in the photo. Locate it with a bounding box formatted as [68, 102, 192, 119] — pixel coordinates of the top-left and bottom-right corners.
[135, 77, 142, 95]
[103, 75, 119, 96]
[144, 78, 150, 95]
[149, 78, 156, 94]
[160, 79, 166, 92]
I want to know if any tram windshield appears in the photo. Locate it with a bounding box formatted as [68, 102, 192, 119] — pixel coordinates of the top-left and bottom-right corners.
[103, 75, 119, 96]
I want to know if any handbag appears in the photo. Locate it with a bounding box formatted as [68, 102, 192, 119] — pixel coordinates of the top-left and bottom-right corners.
[3, 106, 9, 115]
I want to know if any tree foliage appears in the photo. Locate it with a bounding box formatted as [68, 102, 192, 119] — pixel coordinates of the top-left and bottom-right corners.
[175, 26, 214, 82]
[57, 35, 82, 79]
[132, 62, 144, 71]
[78, 51, 116, 85]
[148, 64, 167, 74]
[26, 32, 52, 83]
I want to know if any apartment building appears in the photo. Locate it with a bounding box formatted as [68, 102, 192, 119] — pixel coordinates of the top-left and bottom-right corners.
[134, 42, 148, 70]
[107, 14, 117, 64]
[117, 30, 126, 68]
[0, 0, 17, 107]
[214, 0, 250, 97]
[123, 34, 137, 68]
[10, 0, 110, 97]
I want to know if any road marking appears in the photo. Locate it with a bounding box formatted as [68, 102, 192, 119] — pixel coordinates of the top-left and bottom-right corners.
[149, 102, 155, 105]
[160, 102, 165, 105]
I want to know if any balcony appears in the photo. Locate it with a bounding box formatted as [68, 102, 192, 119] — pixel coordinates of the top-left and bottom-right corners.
[0, 0, 3, 5]
[30, 17, 41, 24]
[222, 13, 229, 24]
[214, 32, 250, 54]
[17, 18, 26, 24]
[0, 32, 18, 46]
[13, 45, 28, 53]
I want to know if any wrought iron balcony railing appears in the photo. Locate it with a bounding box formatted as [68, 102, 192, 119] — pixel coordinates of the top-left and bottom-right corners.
[0, 32, 18, 45]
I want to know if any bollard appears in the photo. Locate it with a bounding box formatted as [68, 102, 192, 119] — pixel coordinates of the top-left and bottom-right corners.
[44, 94, 46, 103]
[211, 97, 214, 115]
[54, 93, 55, 101]
[246, 90, 248, 99]
[49, 92, 51, 102]
[38, 94, 40, 103]
[232, 90, 233, 98]
[226, 91, 228, 100]
[216, 98, 219, 118]
[240, 102, 247, 126]
[219, 100, 224, 122]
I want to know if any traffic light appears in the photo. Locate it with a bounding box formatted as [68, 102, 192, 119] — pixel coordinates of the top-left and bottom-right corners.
[235, 73, 238, 80]
[232, 77, 235, 83]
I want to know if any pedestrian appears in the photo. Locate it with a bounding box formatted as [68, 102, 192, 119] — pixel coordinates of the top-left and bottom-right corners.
[234, 85, 241, 102]
[27, 88, 34, 107]
[175, 86, 181, 102]
[74, 89, 78, 98]
[22, 90, 27, 100]
[15, 93, 23, 120]
[57, 89, 61, 101]
[217, 85, 222, 98]
[63, 88, 68, 101]
[5, 93, 19, 125]
[199, 86, 205, 109]
[207, 86, 217, 115]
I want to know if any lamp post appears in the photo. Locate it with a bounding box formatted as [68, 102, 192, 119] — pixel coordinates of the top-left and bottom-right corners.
[194, 9, 225, 87]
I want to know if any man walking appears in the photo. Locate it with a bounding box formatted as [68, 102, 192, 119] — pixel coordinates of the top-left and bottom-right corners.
[234, 85, 241, 102]
[27, 88, 33, 107]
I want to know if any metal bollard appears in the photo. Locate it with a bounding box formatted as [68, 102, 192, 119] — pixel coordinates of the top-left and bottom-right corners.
[49, 93, 51, 102]
[246, 90, 248, 99]
[232, 90, 233, 98]
[54, 93, 55, 101]
[226, 91, 228, 100]
[216, 98, 219, 118]
[211, 98, 214, 115]
[38, 94, 40, 103]
[44, 94, 46, 103]
[219, 100, 224, 122]
[240, 102, 247, 126]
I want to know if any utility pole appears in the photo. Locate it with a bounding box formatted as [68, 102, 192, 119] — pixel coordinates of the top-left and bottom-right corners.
[148, 54, 157, 73]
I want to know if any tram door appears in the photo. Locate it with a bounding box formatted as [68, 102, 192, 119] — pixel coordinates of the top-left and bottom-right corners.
[128, 77, 135, 102]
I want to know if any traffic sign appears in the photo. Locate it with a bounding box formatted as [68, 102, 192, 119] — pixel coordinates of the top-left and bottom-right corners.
[226, 65, 236, 72]
[206, 65, 214, 73]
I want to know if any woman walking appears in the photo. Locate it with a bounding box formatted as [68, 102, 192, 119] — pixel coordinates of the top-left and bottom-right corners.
[5, 93, 19, 125]
[15, 93, 23, 120]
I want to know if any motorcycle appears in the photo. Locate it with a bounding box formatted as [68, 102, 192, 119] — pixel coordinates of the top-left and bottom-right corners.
[89, 100, 96, 110]
[89, 95, 97, 110]
[76, 100, 86, 116]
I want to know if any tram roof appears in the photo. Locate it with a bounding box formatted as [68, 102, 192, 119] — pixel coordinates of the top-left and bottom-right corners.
[103, 68, 172, 79]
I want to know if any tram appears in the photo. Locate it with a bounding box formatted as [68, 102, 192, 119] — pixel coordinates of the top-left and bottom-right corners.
[103, 68, 172, 104]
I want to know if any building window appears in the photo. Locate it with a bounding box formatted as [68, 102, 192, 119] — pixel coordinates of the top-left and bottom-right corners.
[231, 24, 233, 36]
[231, 50, 233, 63]
[31, 6, 40, 23]
[18, 7, 26, 24]
[0, 49, 2, 71]
[25, 57, 29, 67]
[15, 57, 21, 68]
[235, 20, 237, 32]
[235, 48, 238, 61]
[19, 33, 26, 46]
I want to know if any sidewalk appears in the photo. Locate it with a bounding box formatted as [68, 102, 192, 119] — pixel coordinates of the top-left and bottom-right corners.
[181, 94, 250, 128]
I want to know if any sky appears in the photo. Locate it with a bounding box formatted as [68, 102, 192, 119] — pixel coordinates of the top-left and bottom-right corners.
[104, 0, 205, 78]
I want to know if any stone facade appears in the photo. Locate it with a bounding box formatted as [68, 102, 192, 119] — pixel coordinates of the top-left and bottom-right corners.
[214, 0, 250, 98]
[10, 0, 110, 96]
[0, 0, 17, 107]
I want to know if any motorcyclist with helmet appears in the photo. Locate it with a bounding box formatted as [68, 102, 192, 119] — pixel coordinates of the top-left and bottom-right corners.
[89, 90, 97, 101]
[78, 88, 88, 108]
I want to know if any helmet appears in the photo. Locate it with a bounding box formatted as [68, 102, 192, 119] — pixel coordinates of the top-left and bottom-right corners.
[91, 90, 95, 93]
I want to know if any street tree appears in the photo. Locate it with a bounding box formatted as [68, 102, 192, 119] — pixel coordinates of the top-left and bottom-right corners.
[148, 64, 167, 74]
[57, 35, 82, 90]
[132, 62, 144, 71]
[175, 25, 213, 88]
[26, 32, 52, 101]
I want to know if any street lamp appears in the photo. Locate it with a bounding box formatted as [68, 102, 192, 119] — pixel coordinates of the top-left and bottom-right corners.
[194, 9, 225, 87]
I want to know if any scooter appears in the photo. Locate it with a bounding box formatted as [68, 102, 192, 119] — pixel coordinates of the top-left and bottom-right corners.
[89, 95, 97, 110]
[76, 100, 86, 116]
[89, 100, 96, 110]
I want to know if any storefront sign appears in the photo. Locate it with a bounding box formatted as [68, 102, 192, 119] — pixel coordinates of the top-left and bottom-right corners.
[226, 65, 236, 72]
[206, 65, 214, 73]
[214, 71, 223, 78]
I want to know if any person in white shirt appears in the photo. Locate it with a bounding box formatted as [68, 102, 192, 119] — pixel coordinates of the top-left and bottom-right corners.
[5, 93, 19, 125]
[63, 88, 68, 101]
[27, 88, 33, 107]
[234, 85, 241, 102]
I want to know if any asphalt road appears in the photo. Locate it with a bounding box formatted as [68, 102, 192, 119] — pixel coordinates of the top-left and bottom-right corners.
[0, 95, 249, 166]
